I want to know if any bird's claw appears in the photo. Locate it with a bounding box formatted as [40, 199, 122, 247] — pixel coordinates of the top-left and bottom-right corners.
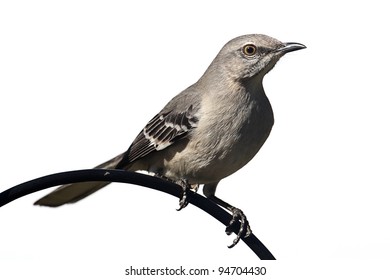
[176, 179, 190, 211]
[225, 207, 252, 248]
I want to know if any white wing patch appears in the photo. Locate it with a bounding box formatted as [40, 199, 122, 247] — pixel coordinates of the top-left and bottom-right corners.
[124, 105, 198, 164]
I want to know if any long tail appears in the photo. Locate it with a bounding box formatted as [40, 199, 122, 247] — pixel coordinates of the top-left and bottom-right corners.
[34, 153, 126, 207]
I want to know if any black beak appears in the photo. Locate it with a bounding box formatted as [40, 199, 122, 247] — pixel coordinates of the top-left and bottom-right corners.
[278, 42, 306, 53]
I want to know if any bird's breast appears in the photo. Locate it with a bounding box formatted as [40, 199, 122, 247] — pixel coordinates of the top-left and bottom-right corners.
[165, 90, 274, 183]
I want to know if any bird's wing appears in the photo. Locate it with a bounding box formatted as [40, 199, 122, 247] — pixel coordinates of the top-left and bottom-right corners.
[119, 105, 199, 167]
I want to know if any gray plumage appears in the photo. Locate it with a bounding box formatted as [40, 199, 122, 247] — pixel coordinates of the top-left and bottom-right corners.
[34, 34, 305, 246]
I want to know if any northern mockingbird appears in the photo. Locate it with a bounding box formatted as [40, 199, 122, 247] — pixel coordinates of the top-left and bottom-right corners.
[35, 34, 305, 247]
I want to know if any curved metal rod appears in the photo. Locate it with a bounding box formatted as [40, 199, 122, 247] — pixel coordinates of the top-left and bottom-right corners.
[0, 169, 275, 260]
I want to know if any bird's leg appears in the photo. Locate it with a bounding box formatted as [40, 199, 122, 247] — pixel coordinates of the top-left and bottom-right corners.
[176, 179, 191, 211]
[203, 183, 252, 248]
[210, 195, 252, 248]
[226, 206, 252, 248]
[154, 174, 198, 211]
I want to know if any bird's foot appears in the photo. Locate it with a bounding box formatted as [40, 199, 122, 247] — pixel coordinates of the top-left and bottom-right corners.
[225, 207, 252, 248]
[176, 179, 191, 211]
[155, 174, 198, 211]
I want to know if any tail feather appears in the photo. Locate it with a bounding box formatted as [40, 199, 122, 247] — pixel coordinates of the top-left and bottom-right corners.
[34, 152, 126, 207]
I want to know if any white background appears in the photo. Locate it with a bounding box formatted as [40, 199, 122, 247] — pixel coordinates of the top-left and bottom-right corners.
[1, 0, 389, 279]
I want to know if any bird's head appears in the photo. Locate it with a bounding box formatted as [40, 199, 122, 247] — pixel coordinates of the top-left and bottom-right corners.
[203, 34, 305, 83]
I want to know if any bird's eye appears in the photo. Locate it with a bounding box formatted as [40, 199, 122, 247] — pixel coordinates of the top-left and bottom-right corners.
[242, 44, 257, 56]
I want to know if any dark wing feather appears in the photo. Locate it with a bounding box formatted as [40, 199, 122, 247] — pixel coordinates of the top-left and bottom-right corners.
[117, 105, 198, 168]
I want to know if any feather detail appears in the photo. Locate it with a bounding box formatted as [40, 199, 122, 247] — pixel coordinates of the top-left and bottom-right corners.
[126, 105, 198, 163]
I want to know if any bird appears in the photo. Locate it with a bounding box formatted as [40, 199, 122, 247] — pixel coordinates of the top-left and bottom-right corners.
[34, 34, 305, 247]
